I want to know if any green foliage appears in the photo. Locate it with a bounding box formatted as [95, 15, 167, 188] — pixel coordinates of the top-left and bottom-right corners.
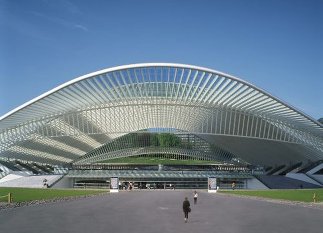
[157, 133, 181, 147]
[126, 133, 181, 147]
[151, 134, 160, 146]
[0, 187, 105, 203]
[220, 189, 323, 202]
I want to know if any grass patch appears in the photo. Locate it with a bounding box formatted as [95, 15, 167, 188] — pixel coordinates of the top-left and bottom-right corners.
[99, 157, 219, 165]
[219, 189, 323, 202]
[0, 187, 106, 203]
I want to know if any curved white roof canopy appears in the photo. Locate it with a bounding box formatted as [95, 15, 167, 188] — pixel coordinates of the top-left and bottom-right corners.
[0, 63, 322, 165]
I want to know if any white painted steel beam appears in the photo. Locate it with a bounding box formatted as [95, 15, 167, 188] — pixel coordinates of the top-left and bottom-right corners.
[0, 63, 322, 165]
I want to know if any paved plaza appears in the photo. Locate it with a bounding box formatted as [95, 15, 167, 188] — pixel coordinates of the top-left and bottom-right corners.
[0, 190, 322, 233]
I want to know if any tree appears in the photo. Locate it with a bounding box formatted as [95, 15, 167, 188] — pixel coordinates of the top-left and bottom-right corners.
[157, 133, 181, 147]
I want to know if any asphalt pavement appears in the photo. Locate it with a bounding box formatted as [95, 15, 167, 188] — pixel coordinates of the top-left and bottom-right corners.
[0, 190, 322, 233]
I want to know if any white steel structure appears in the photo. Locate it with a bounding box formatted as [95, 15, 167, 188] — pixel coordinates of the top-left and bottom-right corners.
[0, 63, 322, 166]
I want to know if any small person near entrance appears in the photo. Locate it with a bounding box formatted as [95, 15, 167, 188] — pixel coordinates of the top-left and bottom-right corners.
[193, 190, 198, 204]
[231, 181, 236, 190]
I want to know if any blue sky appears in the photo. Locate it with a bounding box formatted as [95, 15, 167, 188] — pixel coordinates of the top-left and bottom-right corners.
[0, 0, 322, 119]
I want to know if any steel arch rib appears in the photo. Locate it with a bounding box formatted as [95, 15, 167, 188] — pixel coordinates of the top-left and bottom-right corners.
[0, 63, 322, 165]
[0, 63, 320, 128]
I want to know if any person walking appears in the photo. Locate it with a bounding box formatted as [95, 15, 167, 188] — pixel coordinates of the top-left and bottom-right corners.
[182, 197, 191, 223]
[193, 190, 198, 204]
[231, 181, 236, 190]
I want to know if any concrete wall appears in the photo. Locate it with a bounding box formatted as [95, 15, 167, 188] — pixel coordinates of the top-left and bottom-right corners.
[286, 173, 322, 186]
[52, 176, 73, 188]
[246, 178, 269, 189]
[311, 175, 323, 184]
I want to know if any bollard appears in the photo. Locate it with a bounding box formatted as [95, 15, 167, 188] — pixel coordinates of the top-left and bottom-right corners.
[313, 193, 316, 203]
[8, 192, 12, 204]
